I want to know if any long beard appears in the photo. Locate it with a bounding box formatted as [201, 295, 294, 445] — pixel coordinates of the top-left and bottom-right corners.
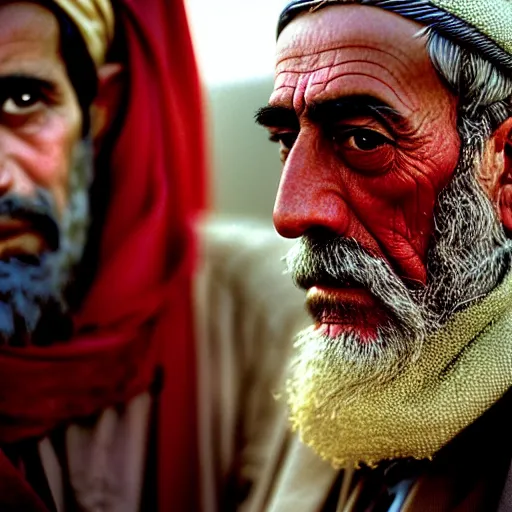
[0, 139, 93, 347]
[285, 138, 512, 465]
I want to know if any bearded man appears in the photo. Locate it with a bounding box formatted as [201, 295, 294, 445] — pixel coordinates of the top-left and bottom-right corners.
[254, 0, 512, 510]
[0, 1, 311, 510]
[0, 0, 208, 510]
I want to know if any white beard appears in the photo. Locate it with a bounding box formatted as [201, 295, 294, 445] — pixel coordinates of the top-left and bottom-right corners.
[285, 141, 512, 468]
[286, 275, 512, 467]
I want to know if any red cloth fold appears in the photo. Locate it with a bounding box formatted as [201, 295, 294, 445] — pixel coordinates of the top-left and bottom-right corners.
[0, 451, 49, 512]
[0, 0, 206, 510]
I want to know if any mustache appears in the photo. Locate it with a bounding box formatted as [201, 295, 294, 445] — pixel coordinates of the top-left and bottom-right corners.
[0, 192, 60, 253]
[286, 231, 389, 291]
[285, 230, 428, 336]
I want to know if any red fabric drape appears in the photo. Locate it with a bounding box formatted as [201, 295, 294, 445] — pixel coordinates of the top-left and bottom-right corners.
[0, 0, 206, 510]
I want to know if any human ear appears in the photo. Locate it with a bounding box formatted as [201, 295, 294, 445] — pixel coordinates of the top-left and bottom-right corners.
[493, 118, 512, 234]
[89, 63, 125, 151]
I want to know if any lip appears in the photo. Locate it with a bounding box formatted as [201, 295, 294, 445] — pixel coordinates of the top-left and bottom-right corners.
[0, 219, 46, 258]
[306, 285, 386, 340]
[0, 218, 32, 236]
[307, 286, 377, 308]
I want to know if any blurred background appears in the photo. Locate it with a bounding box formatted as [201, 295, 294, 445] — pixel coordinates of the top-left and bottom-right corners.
[185, 0, 288, 221]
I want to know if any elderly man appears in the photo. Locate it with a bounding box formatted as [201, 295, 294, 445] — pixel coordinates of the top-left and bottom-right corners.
[0, 0, 208, 510]
[255, 0, 512, 510]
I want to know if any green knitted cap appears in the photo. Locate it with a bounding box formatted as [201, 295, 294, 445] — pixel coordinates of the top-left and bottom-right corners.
[432, 0, 511, 53]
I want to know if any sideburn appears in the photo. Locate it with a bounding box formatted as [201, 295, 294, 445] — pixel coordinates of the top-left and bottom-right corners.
[422, 135, 512, 324]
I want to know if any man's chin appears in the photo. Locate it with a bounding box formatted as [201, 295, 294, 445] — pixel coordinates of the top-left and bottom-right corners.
[286, 323, 421, 468]
[289, 324, 410, 399]
[0, 253, 70, 347]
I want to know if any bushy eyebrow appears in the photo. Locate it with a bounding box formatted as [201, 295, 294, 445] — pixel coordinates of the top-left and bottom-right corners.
[308, 96, 408, 132]
[0, 74, 56, 95]
[256, 95, 410, 133]
[255, 105, 299, 130]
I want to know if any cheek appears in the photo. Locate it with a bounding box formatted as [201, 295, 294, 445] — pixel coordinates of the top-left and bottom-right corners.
[19, 115, 81, 215]
[354, 147, 459, 211]
[376, 129, 460, 207]
[344, 130, 461, 257]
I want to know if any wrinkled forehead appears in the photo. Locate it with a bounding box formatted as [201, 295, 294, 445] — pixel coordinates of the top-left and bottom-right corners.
[273, 5, 443, 113]
[276, 4, 425, 60]
[277, 0, 512, 74]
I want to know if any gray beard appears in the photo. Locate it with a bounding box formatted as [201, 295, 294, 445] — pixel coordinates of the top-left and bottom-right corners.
[0, 139, 93, 347]
[422, 140, 512, 323]
[285, 137, 512, 390]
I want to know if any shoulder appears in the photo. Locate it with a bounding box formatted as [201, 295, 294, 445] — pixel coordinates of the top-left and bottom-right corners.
[195, 215, 305, 317]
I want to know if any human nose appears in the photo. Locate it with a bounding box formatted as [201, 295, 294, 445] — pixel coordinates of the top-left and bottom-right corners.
[273, 135, 350, 239]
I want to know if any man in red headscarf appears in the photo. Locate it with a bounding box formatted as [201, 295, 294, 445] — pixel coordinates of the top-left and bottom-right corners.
[0, 0, 306, 510]
[0, 0, 206, 509]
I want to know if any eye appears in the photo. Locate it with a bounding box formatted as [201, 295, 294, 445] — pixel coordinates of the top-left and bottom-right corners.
[332, 127, 395, 175]
[2, 90, 44, 116]
[269, 131, 298, 163]
[269, 131, 297, 150]
[0, 78, 52, 121]
[348, 130, 391, 151]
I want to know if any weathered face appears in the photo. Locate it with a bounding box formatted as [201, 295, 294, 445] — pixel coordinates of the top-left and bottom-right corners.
[259, 4, 512, 467]
[0, 1, 82, 221]
[0, 1, 92, 345]
[258, 5, 461, 339]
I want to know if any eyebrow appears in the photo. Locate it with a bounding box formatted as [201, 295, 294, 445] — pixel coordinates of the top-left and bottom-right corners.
[255, 95, 409, 133]
[255, 105, 299, 130]
[0, 74, 56, 94]
[308, 96, 406, 130]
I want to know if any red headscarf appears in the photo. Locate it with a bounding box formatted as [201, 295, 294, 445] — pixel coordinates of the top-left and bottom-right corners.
[0, 0, 206, 510]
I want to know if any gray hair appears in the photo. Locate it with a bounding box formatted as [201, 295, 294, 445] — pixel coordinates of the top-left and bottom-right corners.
[420, 31, 512, 323]
[426, 30, 512, 141]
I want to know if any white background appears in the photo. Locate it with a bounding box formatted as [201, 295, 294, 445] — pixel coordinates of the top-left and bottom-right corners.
[186, 0, 288, 86]
[185, 0, 289, 219]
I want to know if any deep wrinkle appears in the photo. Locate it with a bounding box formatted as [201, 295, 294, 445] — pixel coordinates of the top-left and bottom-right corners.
[273, 46, 418, 114]
[276, 43, 417, 71]
[270, 5, 461, 334]
[274, 58, 414, 110]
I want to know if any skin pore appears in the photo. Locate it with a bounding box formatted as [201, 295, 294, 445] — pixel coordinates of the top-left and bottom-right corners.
[257, 6, 463, 338]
